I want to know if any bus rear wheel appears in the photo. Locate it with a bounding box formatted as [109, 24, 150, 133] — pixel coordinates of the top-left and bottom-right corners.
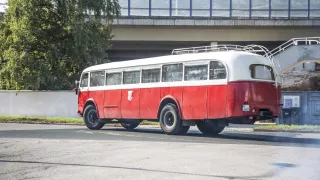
[197, 121, 225, 136]
[120, 119, 141, 130]
[83, 105, 105, 130]
[159, 104, 184, 135]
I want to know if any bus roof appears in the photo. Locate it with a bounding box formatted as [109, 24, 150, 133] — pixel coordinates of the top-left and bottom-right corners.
[83, 51, 271, 73]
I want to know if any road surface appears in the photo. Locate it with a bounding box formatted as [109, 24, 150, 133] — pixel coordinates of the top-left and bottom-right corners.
[0, 123, 319, 180]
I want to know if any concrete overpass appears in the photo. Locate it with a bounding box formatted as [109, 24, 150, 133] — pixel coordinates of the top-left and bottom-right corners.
[108, 17, 320, 61]
[106, 0, 320, 61]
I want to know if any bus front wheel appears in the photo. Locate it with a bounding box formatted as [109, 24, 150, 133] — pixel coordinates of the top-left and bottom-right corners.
[120, 119, 140, 130]
[197, 121, 225, 135]
[83, 105, 105, 130]
[159, 104, 184, 135]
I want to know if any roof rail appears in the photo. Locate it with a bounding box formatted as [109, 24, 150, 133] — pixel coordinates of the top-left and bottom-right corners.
[266, 37, 320, 58]
[172, 44, 270, 56]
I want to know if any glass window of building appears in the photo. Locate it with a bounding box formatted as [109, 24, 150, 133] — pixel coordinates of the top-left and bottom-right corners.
[291, 0, 308, 18]
[252, 0, 269, 18]
[232, 0, 249, 18]
[131, 0, 149, 16]
[212, 0, 230, 17]
[271, 0, 289, 18]
[172, 0, 190, 16]
[119, 0, 129, 16]
[151, 0, 170, 16]
[192, 0, 210, 17]
[310, 0, 320, 18]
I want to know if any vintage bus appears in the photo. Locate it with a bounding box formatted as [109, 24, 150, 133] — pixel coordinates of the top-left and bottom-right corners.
[75, 45, 282, 135]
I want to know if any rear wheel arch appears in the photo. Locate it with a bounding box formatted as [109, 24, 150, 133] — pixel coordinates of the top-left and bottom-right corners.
[157, 96, 182, 120]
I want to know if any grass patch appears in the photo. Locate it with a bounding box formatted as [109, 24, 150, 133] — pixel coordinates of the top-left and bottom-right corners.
[0, 116, 83, 125]
[0, 116, 160, 126]
[254, 124, 320, 132]
[140, 121, 159, 126]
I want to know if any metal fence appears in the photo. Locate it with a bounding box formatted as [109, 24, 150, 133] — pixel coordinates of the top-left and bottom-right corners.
[119, 0, 320, 19]
[279, 91, 320, 125]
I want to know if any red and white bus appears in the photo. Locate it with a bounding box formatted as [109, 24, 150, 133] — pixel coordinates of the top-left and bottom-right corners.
[75, 45, 282, 135]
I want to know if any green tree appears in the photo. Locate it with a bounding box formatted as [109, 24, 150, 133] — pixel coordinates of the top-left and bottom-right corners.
[0, 0, 120, 90]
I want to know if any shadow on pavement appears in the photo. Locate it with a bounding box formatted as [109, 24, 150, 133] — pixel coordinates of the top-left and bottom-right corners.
[0, 127, 320, 147]
[0, 159, 296, 180]
[105, 128, 320, 147]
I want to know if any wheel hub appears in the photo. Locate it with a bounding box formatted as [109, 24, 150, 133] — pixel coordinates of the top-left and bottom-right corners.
[88, 110, 98, 125]
[164, 112, 174, 128]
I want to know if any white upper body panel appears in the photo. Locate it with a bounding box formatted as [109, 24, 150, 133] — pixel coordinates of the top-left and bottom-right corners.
[83, 51, 273, 82]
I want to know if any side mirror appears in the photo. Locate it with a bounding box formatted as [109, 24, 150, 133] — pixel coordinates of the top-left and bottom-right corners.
[75, 80, 80, 95]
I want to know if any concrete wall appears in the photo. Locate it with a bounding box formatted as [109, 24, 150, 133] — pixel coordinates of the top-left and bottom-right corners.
[275, 45, 320, 72]
[0, 91, 79, 118]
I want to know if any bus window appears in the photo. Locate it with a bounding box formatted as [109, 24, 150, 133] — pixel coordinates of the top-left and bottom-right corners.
[209, 61, 226, 80]
[106, 72, 122, 85]
[90, 71, 105, 87]
[162, 63, 183, 82]
[250, 64, 275, 81]
[80, 73, 89, 87]
[142, 68, 160, 83]
[123, 71, 141, 84]
[184, 65, 208, 81]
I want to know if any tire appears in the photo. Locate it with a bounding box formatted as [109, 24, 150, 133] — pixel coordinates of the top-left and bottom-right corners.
[159, 104, 183, 135]
[197, 121, 225, 136]
[180, 126, 190, 135]
[83, 105, 105, 130]
[120, 119, 140, 130]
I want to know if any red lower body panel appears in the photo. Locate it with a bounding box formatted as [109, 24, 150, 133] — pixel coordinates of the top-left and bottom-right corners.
[227, 81, 281, 118]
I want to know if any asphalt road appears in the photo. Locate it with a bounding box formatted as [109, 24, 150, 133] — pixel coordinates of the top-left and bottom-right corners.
[0, 123, 320, 180]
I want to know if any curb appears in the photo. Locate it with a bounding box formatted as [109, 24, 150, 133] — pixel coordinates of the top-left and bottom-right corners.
[4, 121, 318, 134]
[0, 120, 84, 126]
[0, 121, 159, 127]
[0, 121, 252, 131]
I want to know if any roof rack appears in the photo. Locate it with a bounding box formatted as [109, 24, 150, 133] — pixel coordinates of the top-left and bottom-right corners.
[172, 44, 283, 87]
[172, 44, 270, 56]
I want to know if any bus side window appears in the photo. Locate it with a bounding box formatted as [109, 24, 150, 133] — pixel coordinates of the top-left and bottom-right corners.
[80, 73, 89, 87]
[90, 71, 105, 87]
[106, 72, 122, 85]
[210, 61, 226, 80]
[184, 65, 208, 81]
[162, 63, 183, 82]
[142, 68, 161, 83]
[123, 71, 141, 84]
